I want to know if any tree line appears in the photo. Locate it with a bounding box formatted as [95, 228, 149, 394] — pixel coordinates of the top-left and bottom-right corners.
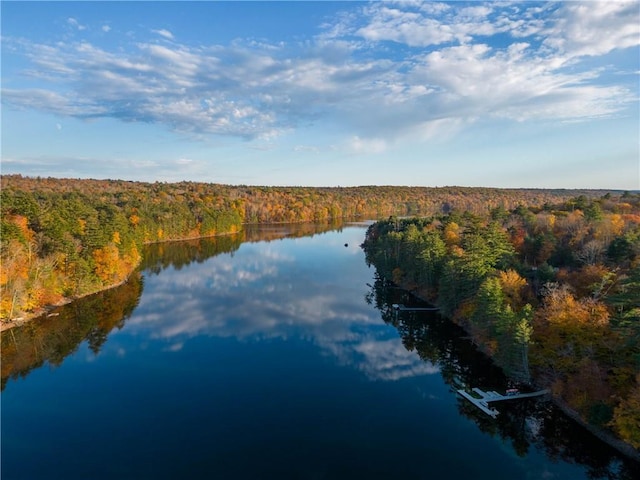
[0, 174, 613, 325]
[361, 192, 640, 450]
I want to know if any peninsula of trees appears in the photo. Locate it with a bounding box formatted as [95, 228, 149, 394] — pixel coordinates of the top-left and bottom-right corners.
[361, 192, 640, 452]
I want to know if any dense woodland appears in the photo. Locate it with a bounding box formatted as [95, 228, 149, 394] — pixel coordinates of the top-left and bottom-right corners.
[361, 192, 640, 451]
[1, 174, 607, 324]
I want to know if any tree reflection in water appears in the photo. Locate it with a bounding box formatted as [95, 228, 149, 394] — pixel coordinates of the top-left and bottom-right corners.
[2, 222, 637, 479]
[366, 273, 640, 479]
[1, 272, 143, 390]
[0, 220, 348, 391]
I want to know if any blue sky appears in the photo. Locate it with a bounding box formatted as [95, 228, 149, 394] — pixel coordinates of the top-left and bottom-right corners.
[2, 1, 639, 188]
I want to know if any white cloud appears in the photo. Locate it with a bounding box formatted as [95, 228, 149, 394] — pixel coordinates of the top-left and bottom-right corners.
[139, 43, 200, 75]
[293, 145, 320, 154]
[67, 17, 86, 31]
[347, 136, 387, 155]
[2, 2, 638, 146]
[352, 2, 519, 47]
[2, 88, 107, 117]
[102, 25, 111, 33]
[356, 5, 457, 46]
[152, 28, 174, 40]
[546, 1, 640, 58]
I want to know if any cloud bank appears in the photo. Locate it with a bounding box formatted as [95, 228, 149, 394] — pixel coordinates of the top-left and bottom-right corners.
[2, 1, 638, 145]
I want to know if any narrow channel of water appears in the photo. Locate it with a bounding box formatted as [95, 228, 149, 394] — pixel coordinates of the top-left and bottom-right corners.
[1, 223, 638, 479]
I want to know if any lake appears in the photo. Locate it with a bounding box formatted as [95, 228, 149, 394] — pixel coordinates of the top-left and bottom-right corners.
[1, 222, 638, 479]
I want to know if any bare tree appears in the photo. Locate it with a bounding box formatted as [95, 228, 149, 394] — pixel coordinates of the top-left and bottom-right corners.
[576, 239, 605, 265]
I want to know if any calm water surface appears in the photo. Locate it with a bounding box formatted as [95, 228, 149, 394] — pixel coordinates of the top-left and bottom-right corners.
[2, 223, 638, 479]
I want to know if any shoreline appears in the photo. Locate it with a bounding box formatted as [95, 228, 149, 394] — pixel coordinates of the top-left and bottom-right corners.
[552, 396, 640, 462]
[398, 282, 640, 463]
[0, 219, 362, 332]
[0, 277, 132, 333]
[0, 230, 247, 333]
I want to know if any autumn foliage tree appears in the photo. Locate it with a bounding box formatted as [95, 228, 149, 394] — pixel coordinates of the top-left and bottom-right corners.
[3, 175, 606, 323]
[362, 191, 640, 449]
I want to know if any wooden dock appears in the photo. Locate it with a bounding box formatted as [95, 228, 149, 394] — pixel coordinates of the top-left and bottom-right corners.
[392, 304, 440, 311]
[457, 388, 549, 418]
[457, 389, 500, 417]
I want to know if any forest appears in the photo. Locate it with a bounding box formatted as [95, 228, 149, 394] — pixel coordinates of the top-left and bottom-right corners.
[361, 192, 640, 452]
[1, 174, 609, 326]
[1, 174, 639, 454]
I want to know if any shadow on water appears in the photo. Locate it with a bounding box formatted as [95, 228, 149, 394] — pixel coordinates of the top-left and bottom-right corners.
[366, 272, 640, 479]
[0, 220, 348, 391]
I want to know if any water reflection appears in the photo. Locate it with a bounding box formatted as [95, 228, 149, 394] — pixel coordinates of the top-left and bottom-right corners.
[1, 221, 436, 390]
[1, 222, 638, 479]
[366, 273, 640, 479]
[124, 224, 438, 382]
[1, 273, 143, 390]
[0, 220, 362, 389]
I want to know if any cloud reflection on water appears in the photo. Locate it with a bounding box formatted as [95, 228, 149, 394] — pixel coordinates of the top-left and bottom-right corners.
[121, 231, 439, 381]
